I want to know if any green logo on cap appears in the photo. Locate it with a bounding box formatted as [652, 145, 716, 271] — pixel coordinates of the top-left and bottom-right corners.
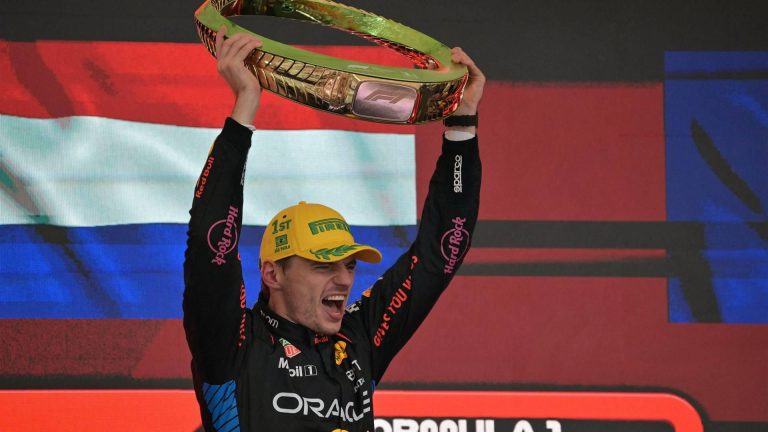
[274, 234, 290, 253]
[308, 218, 350, 235]
[310, 244, 360, 261]
[271, 219, 292, 234]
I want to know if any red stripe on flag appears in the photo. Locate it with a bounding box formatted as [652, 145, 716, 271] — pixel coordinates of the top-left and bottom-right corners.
[0, 41, 414, 133]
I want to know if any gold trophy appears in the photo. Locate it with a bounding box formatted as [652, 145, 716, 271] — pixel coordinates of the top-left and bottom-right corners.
[195, 0, 468, 124]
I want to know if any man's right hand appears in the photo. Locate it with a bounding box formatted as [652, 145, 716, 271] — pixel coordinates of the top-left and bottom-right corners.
[215, 26, 263, 126]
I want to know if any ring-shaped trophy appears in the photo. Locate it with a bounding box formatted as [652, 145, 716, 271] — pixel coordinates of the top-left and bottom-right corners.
[194, 0, 468, 124]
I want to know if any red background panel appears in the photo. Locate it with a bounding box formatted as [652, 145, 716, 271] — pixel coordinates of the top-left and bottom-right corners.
[0, 320, 190, 379]
[0, 320, 167, 376]
[464, 248, 666, 263]
[383, 276, 768, 421]
[416, 83, 666, 221]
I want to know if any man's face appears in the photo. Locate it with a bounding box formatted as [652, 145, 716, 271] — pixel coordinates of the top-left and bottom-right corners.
[276, 255, 357, 336]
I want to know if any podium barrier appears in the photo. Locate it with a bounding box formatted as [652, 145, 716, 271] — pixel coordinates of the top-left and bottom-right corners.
[0, 389, 703, 431]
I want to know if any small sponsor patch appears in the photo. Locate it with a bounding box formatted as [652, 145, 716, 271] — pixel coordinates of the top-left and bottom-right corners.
[279, 338, 301, 358]
[453, 154, 463, 193]
[308, 218, 350, 235]
[334, 340, 348, 365]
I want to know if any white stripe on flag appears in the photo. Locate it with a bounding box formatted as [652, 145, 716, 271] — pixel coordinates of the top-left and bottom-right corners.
[1, 115, 415, 226]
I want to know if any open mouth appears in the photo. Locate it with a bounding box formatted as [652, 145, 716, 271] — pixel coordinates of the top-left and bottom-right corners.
[321, 295, 346, 321]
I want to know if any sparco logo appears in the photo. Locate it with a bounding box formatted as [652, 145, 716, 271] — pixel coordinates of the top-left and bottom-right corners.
[453, 155, 463, 193]
[441, 217, 469, 274]
[272, 391, 371, 422]
[207, 206, 239, 265]
[278, 357, 318, 378]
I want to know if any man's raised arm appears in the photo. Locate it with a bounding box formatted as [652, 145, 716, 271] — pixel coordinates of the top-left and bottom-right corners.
[183, 28, 263, 380]
[351, 47, 486, 381]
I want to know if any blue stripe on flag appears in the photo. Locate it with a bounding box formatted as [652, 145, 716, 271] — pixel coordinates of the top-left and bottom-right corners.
[0, 223, 415, 319]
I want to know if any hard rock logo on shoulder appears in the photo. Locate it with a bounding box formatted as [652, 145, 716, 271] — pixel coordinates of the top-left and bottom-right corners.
[207, 206, 239, 266]
[441, 217, 469, 274]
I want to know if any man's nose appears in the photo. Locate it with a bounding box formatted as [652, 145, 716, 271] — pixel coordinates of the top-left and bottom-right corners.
[333, 265, 354, 287]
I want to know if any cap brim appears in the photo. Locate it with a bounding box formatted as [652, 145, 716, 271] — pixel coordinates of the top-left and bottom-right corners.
[349, 246, 383, 264]
[295, 242, 382, 264]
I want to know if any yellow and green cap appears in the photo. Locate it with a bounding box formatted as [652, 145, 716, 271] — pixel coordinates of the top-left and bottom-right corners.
[260, 201, 382, 265]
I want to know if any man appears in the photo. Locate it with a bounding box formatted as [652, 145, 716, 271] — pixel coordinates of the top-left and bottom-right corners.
[184, 27, 484, 432]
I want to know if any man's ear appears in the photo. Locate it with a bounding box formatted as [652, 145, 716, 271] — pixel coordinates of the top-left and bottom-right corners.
[261, 260, 282, 290]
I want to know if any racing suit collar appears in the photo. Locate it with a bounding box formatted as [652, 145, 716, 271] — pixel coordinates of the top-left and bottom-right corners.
[254, 295, 328, 348]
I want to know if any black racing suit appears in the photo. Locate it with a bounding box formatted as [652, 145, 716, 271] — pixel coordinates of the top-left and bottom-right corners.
[184, 118, 481, 432]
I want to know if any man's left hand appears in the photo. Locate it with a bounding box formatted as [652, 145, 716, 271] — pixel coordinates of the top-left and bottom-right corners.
[451, 47, 486, 116]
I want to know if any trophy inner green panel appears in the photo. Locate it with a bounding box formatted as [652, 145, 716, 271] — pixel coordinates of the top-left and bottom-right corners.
[195, 0, 466, 83]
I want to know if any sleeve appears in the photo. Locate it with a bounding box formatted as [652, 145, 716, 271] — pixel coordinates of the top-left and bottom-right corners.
[183, 118, 255, 383]
[355, 134, 481, 382]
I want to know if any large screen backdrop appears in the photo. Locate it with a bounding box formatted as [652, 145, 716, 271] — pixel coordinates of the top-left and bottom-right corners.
[1, 1, 766, 431]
